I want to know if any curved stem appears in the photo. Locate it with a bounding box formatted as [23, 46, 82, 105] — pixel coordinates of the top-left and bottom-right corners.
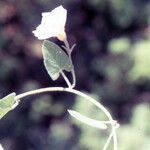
[15, 87, 118, 150]
[71, 69, 76, 88]
[60, 71, 72, 88]
[15, 87, 112, 120]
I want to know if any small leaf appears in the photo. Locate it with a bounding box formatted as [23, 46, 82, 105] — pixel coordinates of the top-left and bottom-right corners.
[0, 93, 18, 119]
[68, 109, 107, 129]
[42, 40, 73, 80]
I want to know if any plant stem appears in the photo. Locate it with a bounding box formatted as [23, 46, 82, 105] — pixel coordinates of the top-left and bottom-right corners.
[15, 86, 118, 150]
[63, 39, 70, 52]
[63, 39, 76, 88]
[71, 69, 76, 88]
[103, 129, 114, 150]
[15, 87, 112, 121]
[112, 126, 118, 150]
[60, 71, 72, 88]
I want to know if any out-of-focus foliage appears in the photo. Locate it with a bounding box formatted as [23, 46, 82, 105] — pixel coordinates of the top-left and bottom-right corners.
[87, 0, 150, 28]
[129, 40, 150, 81]
[108, 37, 130, 54]
[30, 95, 65, 121]
[118, 103, 150, 150]
[70, 95, 111, 150]
[131, 103, 150, 135]
[71, 97, 150, 150]
[0, 0, 150, 149]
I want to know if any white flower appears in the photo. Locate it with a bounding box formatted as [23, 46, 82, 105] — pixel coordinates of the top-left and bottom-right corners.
[32, 5, 67, 41]
[0, 144, 4, 150]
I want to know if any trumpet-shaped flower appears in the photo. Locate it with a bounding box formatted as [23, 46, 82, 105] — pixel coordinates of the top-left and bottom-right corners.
[32, 5, 67, 41]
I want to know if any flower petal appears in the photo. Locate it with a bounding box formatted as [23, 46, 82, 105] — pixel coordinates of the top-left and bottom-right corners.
[32, 5, 67, 41]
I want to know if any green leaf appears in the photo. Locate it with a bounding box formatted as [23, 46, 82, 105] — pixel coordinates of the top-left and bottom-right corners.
[0, 93, 18, 119]
[42, 40, 73, 80]
[68, 109, 107, 129]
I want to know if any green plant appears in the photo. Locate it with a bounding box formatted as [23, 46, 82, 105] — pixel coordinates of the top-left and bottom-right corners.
[0, 5, 119, 150]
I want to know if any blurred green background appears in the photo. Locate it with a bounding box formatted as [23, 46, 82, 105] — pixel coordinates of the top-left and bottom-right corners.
[0, 0, 150, 149]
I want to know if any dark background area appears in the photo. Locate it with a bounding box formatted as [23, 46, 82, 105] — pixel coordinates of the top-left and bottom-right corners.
[0, 0, 150, 150]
